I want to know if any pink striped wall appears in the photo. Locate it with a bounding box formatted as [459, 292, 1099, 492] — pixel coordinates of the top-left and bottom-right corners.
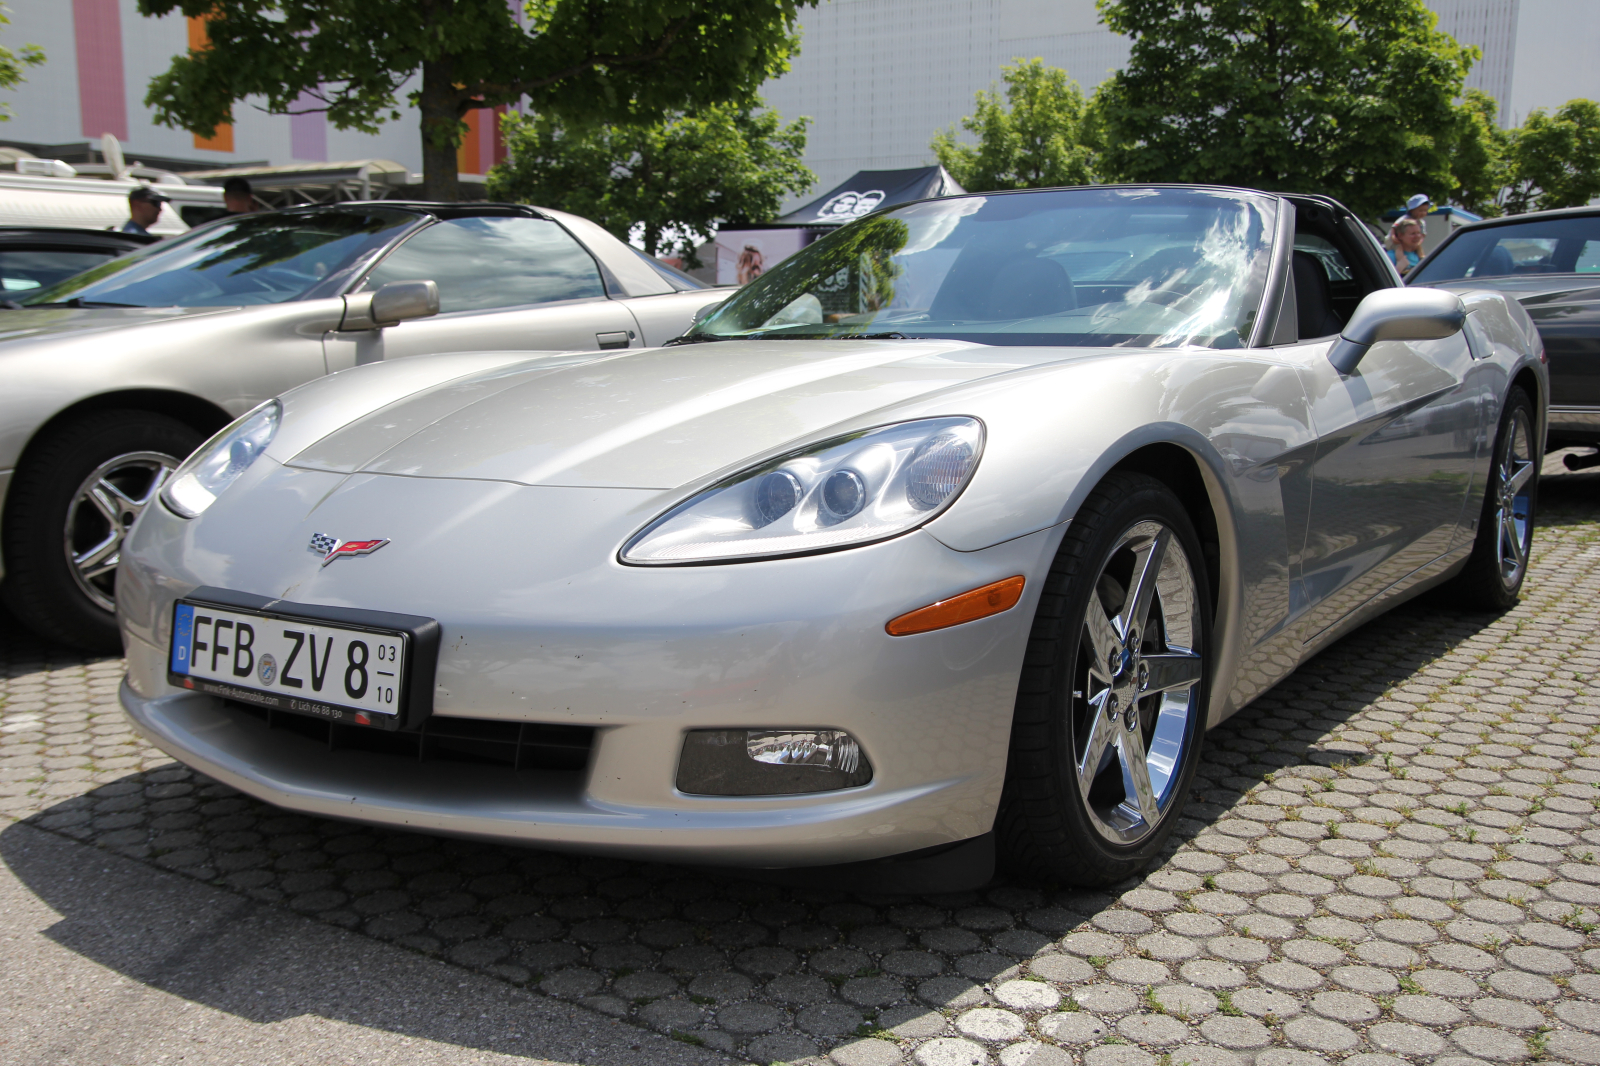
[289, 90, 327, 161]
[72, 0, 128, 141]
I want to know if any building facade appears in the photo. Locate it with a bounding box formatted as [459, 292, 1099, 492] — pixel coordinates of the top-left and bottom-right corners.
[761, 0, 1600, 196]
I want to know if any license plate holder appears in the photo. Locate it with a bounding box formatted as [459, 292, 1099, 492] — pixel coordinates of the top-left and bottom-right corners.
[167, 586, 440, 732]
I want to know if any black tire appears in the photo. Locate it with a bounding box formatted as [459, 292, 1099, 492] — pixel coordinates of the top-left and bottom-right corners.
[2, 411, 202, 651]
[1449, 387, 1538, 611]
[999, 472, 1212, 886]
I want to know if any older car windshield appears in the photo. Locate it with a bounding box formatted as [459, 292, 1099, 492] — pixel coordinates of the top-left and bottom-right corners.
[1410, 215, 1600, 284]
[695, 187, 1278, 348]
[20, 208, 422, 308]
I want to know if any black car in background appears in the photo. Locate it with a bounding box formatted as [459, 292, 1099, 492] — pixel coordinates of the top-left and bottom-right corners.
[1408, 207, 1600, 464]
[0, 226, 159, 303]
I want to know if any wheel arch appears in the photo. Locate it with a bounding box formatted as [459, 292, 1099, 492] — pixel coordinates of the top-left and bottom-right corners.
[12, 389, 231, 476]
[1071, 430, 1246, 730]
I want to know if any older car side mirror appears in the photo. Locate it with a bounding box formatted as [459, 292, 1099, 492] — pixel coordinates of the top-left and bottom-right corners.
[1327, 288, 1465, 375]
[691, 298, 727, 325]
[339, 280, 441, 331]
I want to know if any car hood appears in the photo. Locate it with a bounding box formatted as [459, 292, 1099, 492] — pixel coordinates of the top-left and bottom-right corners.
[0, 304, 234, 344]
[1422, 275, 1600, 305]
[283, 339, 1093, 490]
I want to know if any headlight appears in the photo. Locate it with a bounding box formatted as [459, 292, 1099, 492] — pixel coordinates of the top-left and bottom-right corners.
[161, 400, 281, 518]
[622, 417, 983, 564]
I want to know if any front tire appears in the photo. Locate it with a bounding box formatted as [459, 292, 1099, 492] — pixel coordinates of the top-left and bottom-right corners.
[999, 472, 1211, 886]
[1449, 387, 1538, 611]
[2, 411, 201, 651]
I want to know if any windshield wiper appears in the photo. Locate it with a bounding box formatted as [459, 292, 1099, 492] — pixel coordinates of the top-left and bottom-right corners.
[662, 331, 731, 346]
[831, 332, 907, 340]
[24, 297, 144, 309]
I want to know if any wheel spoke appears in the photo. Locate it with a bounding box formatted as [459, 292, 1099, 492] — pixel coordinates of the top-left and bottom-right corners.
[1083, 594, 1121, 675]
[85, 484, 121, 525]
[73, 531, 119, 572]
[1502, 513, 1525, 568]
[1077, 691, 1117, 794]
[1506, 459, 1534, 495]
[1142, 651, 1203, 694]
[1118, 729, 1160, 824]
[1120, 528, 1170, 639]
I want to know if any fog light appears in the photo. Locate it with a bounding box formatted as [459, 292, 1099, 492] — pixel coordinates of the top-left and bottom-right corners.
[677, 729, 873, 796]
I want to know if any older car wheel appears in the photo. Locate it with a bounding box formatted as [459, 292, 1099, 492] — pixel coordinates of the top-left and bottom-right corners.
[1000, 472, 1211, 886]
[1449, 388, 1538, 611]
[2, 411, 201, 651]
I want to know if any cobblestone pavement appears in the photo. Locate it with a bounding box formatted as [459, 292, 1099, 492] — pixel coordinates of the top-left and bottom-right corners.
[7, 457, 1600, 1066]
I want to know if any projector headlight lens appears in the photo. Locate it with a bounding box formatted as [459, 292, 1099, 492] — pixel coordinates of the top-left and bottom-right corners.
[161, 400, 280, 518]
[622, 417, 983, 564]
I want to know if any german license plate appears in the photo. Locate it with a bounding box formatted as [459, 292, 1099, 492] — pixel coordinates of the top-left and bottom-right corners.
[169, 600, 410, 729]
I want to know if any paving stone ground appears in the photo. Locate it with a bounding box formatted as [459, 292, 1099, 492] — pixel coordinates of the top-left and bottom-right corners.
[7, 454, 1600, 1066]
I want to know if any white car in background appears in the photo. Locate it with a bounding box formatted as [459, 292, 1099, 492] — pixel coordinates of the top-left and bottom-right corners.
[0, 201, 720, 650]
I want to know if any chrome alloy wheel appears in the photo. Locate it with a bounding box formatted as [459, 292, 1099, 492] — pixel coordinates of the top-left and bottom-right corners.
[1073, 520, 1204, 845]
[63, 450, 179, 612]
[1493, 406, 1536, 589]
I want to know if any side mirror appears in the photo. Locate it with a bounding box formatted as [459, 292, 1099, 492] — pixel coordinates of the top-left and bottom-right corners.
[691, 298, 726, 326]
[339, 280, 441, 331]
[1327, 288, 1465, 374]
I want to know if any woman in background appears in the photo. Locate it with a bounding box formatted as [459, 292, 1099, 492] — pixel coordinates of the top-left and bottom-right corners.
[1389, 217, 1424, 276]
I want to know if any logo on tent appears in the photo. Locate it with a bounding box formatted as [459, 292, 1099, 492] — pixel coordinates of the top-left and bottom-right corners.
[816, 190, 885, 221]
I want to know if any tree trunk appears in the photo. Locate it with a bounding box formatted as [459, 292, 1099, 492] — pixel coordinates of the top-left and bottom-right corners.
[419, 58, 463, 202]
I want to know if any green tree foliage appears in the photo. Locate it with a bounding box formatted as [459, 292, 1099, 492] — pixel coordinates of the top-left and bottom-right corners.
[0, 3, 45, 121]
[931, 58, 1097, 191]
[1448, 89, 1510, 217]
[487, 100, 814, 265]
[138, 0, 812, 201]
[1094, 0, 1475, 219]
[1502, 99, 1600, 214]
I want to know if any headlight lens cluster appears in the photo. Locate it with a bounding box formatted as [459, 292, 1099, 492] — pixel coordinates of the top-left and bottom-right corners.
[161, 400, 280, 518]
[622, 417, 983, 564]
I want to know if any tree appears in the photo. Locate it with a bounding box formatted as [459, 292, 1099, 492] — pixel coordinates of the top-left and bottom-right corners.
[0, 3, 45, 122]
[1447, 89, 1510, 217]
[1094, 0, 1476, 220]
[931, 59, 1097, 191]
[138, 0, 812, 201]
[487, 100, 814, 264]
[1502, 99, 1600, 215]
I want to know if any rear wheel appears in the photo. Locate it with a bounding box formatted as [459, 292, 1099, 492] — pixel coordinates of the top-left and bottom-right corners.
[3, 411, 201, 651]
[999, 472, 1211, 886]
[1450, 387, 1537, 611]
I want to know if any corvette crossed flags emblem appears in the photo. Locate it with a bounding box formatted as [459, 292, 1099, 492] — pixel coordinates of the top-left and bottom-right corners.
[308, 533, 390, 567]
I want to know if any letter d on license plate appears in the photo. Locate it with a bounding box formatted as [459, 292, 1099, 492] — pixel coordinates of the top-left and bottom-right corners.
[168, 590, 440, 732]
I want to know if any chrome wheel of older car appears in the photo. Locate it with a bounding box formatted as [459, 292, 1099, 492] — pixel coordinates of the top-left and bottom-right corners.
[2, 410, 202, 651]
[1451, 388, 1538, 611]
[1000, 471, 1211, 886]
[64, 450, 180, 613]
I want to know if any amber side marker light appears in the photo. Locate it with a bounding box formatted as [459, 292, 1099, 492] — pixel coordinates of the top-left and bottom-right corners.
[886, 576, 1026, 636]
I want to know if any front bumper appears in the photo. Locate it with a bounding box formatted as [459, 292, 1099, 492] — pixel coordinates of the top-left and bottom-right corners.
[118, 468, 1061, 866]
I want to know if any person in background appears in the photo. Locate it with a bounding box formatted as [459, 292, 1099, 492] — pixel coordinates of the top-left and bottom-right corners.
[121, 186, 170, 236]
[223, 176, 256, 214]
[1394, 193, 1431, 238]
[1389, 216, 1425, 275]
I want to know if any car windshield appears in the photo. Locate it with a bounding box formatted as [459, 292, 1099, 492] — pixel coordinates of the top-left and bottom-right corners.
[1411, 215, 1600, 284]
[693, 187, 1278, 348]
[20, 208, 423, 308]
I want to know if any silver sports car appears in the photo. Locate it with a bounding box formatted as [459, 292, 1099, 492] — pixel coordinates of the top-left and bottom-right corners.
[117, 185, 1545, 887]
[0, 201, 718, 650]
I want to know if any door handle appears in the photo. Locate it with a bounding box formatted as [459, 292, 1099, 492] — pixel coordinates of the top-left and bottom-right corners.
[596, 331, 633, 350]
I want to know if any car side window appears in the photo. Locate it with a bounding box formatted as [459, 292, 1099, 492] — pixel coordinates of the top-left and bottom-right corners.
[0, 249, 120, 293]
[364, 216, 607, 313]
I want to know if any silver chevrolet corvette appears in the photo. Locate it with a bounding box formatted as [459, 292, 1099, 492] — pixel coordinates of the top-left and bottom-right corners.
[118, 186, 1546, 887]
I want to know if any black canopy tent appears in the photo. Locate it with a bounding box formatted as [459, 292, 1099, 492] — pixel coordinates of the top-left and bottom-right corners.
[712, 165, 964, 284]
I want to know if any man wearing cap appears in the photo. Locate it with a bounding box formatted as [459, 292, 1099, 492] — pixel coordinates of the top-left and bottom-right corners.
[122, 186, 171, 236]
